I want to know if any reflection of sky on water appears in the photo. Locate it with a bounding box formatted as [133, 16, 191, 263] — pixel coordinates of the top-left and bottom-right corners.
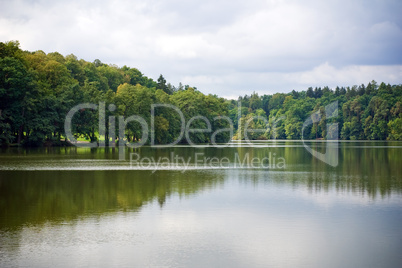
[0, 142, 401, 267]
[2, 174, 401, 268]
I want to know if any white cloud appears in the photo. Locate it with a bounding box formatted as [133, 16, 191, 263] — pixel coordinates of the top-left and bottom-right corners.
[182, 63, 402, 98]
[1, 0, 401, 97]
[294, 63, 402, 87]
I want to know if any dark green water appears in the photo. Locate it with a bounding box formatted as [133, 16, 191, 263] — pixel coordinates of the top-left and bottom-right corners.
[0, 141, 401, 267]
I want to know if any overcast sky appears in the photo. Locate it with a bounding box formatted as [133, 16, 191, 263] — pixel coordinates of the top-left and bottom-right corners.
[1, 0, 402, 98]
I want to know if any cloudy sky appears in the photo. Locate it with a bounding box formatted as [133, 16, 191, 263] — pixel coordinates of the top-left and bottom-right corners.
[1, 0, 402, 98]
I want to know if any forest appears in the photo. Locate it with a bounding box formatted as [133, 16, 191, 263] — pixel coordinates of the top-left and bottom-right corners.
[1, 40, 402, 146]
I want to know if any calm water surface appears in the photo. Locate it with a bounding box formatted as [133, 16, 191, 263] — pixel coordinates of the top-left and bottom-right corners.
[0, 141, 401, 267]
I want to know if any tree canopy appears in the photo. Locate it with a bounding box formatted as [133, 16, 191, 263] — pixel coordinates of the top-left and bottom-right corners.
[231, 84, 402, 141]
[1, 41, 401, 147]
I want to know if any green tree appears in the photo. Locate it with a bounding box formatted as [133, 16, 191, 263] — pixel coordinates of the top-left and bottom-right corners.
[388, 116, 402, 140]
[157, 74, 172, 95]
[0, 56, 34, 145]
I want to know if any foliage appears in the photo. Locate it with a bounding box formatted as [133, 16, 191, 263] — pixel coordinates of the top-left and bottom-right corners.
[231, 83, 402, 141]
[1, 41, 401, 147]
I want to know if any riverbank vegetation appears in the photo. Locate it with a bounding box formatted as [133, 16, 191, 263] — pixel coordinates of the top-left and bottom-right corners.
[230, 82, 402, 140]
[1, 41, 401, 146]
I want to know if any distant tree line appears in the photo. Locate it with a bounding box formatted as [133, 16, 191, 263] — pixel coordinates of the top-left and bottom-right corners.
[230, 82, 402, 141]
[1, 41, 401, 146]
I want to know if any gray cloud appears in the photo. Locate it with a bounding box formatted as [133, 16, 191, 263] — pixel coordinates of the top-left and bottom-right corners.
[1, 0, 401, 98]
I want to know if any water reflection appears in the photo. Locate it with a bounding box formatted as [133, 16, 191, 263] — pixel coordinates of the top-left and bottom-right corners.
[0, 170, 225, 229]
[0, 141, 401, 267]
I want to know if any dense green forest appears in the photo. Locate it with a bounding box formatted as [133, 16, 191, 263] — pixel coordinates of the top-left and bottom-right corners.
[230, 81, 402, 141]
[1, 41, 401, 146]
[0, 41, 229, 146]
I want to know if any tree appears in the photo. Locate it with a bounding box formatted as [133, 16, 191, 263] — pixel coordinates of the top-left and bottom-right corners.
[306, 87, 314, 98]
[157, 74, 172, 95]
[285, 117, 302, 139]
[93, 59, 104, 67]
[364, 97, 389, 140]
[357, 84, 365, 96]
[249, 92, 262, 110]
[115, 83, 154, 142]
[3, 40, 402, 145]
[0, 56, 35, 145]
[97, 64, 124, 92]
[314, 87, 323, 98]
[388, 117, 402, 140]
[290, 90, 298, 99]
[0, 41, 21, 58]
[268, 93, 285, 111]
[65, 54, 85, 85]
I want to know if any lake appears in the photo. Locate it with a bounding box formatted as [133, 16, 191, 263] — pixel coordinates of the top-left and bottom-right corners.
[0, 141, 401, 267]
